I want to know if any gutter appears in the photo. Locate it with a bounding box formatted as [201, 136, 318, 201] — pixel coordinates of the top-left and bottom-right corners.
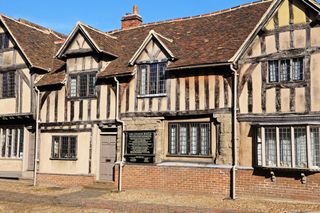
[230, 63, 238, 200]
[113, 77, 125, 192]
[33, 86, 41, 186]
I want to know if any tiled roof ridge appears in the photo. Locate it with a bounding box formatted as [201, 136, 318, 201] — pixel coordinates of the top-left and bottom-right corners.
[78, 21, 118, 40]
[0, 14, 64, 40]
[107, 0, 272, 34]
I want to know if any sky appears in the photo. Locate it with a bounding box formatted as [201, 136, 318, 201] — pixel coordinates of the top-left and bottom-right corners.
[1, 0, 254, 34]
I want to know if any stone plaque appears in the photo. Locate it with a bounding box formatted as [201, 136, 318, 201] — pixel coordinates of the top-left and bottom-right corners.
[125, 131, 155, 163]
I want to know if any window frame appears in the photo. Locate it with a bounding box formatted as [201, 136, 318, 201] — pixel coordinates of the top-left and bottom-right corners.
[51, 136, 77, 160]
[138, 61, 167, 97]
[0, 71, 15, 99]
[168, 122, 211, 157]
[0, 34, 9, 50]
[256, 124, 320, 171]
[68, 71, 97, 99]
[268, 57, 304, 83]
[0, 127, 24, 159]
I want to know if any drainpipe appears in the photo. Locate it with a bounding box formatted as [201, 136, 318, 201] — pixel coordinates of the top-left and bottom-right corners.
[33, 86, 40, 186]
[113, 77, 125, 192]
[230, 63, 238, 200]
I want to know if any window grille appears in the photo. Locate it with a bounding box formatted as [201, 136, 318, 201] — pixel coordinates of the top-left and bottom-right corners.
[2, 72, 15, 98]
[69, 72, 96, 98]
[279, 127, 292, 167]
[0, 34, 9, 49]
[51, 136, 77, 159]
[268, 58, 304, 83]
[294, 127, 307, 168]
[311, 127, 320, 167]
[257, 125, 320, 169]
[265, 127, 277, 166]
[139, 62, 167, 95]
[169, 122, 210, 156]
[0, 128, 24, 158]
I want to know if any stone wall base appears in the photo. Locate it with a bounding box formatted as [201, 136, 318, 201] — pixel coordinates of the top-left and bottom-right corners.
[37, 173, 95, 187]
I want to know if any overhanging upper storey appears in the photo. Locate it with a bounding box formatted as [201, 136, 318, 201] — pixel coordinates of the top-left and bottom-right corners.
[56, 22, 119, 60]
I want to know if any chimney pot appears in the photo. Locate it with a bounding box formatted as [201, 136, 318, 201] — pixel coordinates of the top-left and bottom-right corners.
[121, 5, 142, 29]
[133, 5, 138, 15]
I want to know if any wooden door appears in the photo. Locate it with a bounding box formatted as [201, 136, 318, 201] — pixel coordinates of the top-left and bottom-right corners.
[99, 135, 116, 181]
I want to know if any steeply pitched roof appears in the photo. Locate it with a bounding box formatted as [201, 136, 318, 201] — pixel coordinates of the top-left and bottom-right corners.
[56, 22, 119, 59]
[98, 0, 272, 77]
[0, 15, 66, 72]
[80, 23, 120, 58]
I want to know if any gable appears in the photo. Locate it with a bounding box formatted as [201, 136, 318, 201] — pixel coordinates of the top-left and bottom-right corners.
[264, 0, 317, 30]
[0, 22, 28, 67]
[136, 38, 169, 63]
[67, 32, 93, 53]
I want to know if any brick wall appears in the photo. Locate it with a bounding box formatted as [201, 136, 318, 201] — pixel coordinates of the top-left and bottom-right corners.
[236, 169, 320, 201]
[120, 164, 320, 201]
[121, 164, 230, 195]
[37, 173, 95, 187]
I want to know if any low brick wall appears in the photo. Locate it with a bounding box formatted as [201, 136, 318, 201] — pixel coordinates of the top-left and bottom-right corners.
[121, 164, 230, 196]
[37, 173, 95, 187]
[236, 169, 320, 201]
[120, 164, 320, 201]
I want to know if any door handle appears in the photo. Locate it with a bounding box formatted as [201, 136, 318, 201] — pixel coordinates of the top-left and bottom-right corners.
[105, 159, 111, 162]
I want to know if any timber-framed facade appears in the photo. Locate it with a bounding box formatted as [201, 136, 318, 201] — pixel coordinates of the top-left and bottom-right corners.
[0, 0, 320, 201]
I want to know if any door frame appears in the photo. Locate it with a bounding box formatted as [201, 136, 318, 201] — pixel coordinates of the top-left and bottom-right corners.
[98, 131, 117, 181]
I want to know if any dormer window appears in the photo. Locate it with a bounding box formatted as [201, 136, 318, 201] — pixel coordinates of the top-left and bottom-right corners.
[69, 72, 96, 98]
[138, 62, 166, 96]
[0, 34, 9, 49]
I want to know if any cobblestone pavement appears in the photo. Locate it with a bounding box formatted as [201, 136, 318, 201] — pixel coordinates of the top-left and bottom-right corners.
[0, 180, 319, 213]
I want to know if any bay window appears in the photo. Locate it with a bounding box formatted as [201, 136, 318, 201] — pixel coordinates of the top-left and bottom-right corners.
[257, 125, 320, 170]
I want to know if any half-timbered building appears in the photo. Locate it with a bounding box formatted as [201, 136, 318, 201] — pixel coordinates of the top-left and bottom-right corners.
[1, 0, 319, 201]
[0, 15, 64, 179]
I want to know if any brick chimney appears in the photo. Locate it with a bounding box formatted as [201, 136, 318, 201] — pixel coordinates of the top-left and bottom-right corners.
[121, 5, 142, 29]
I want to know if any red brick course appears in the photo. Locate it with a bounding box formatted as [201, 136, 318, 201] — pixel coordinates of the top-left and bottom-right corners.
[120, 164, 320, 201]
[37, 173, 95, 187]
